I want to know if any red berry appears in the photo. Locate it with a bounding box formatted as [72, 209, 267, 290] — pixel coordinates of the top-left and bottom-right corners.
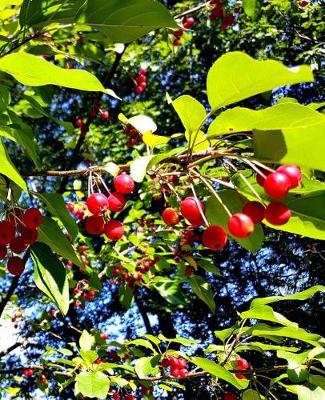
[135, 85, 145, 94]
[256, 169, 271, 186]
[264, 172, 291, 199]
[224, 392, 236, 400]
[107, 192, 126, 213]
[161, 358, 170, 368]
[125, 395, 135, 400]
[139, 67, 148, 75]
[171, 368, 181, 377]
[173, 29, 184, 37]
[173, 38, 181, 46]
[112, 393, 120, 400]
[137, 74, 147, 83]
[185, 266, 193, 277]
[220, 14, 234, 30]
[0, 221, 15, 245]
[100, 333, 109, 340]
[23, 368, 34, 377]
[85, 215, 105, 235]
[7, 256, 25, 276]
[183, 17, 195, 28]
[178, 368, 188, 377]
[235, 373, 246, 379]
[177, 358, 187, 369]
[276, 164, 301, 189]
[228, 213, 254, 238]
[86, 193, 108, 215]
[104, 220, 124, 241]
[242, 201, 265, 224]
[100, 111, 109, 120]
[10, 237, 28, 254]
[22, 208, 43, 229]
[162, 208, 180, 226]
[20, 227, 38, 245]
[0, 245, 7, 260]
[114, 173, 135, 194]
[180, 197, 205, 226]
[202, 225, 227, 251]
[265, 202, 291, 225]
[236, 358, 249, 370]
[75, 119, 84, 128]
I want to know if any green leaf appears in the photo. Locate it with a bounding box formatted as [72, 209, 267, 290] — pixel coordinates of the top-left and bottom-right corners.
[128, 115, 157, 134]
[158, 334, 197, 346]
[281, 384, 325, 400]
[153, 277, 186, 305]
[242, 0, 261, 18]
[75, 371, 110, 399]
[79, 330, 95, 351]
[251, 285, 325, 307]
[173, 95, 206, 133]
[191, 357, 249, 390]
[119, 284, 134, 309]
[205, 190, 264, 252]
[80, 350, 98, 364]
[0, 53, 106, 92]
[0, 86, 10, 112]
[277, 350, 309, 383]
[207, 52, 313, 110]
[189, 276, 215, 313]
[0, 139, 27, 191]
[214, 326, 236, 343]
[38, 217, 82, 267]
[243, 389, 265, 400]
[130, 155, 153, 183]
[20, 0, 177, 43]
[31, 242, 69, 315]
[34, 192, 79, 240]
[142, 131, 170, 149]
[236, 342, 299, 353]
[240, 305, 298, 327]
[208, 103, 325, 137]
[253, 122, 325, 172]
[134, 356, 160, 379]
[126, 339, 156, 353]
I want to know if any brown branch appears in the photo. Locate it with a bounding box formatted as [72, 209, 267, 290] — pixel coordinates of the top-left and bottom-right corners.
[0, 330, 35, 358]
[175, 2, 211, 20]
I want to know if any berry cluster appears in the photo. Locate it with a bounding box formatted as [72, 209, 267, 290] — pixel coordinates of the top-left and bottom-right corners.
[134, 67, 148, 94]
[66, 201, 87, 221]
[112, 393, 135, 400]
[209, 0, 235, 29]
[161, 356, 189, 377]
[73, 279, 97, 308]
[172, 16, 195, 46]
[233, 357, 250, 379]
[123, 124, 142, 148]
[0, 207, 43, 275]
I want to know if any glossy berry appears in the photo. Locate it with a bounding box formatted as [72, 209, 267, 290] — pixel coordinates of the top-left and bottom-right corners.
[224, 392, 236, 400]
[185, 266, 193, 277]
[265, 202, 291, 225]
[183, 17, 195, 28]
[235, 373, 246, 380]
[0, 221, 15, 245]
[85, 215, 105, 235]
[202, 225, 227, 251]
[242, 201, 265, 224]
[264, 172, 291, 199]
[228, 213, 254, 238]
[256, 169, 271, 186]
[178, 368, 188, 377]
[10, 237, 28, 254]
[75, 118, 84, 128]
[162, 208, 180, 226]
[161, 358, 170, 368]
[104, 220, 124, 241]
[0, 245, 7, 260]
[171, 368, 181, 377]
[177, 358, 187, 369]
[20, 227, 38, 245]
[107, 192, 126, 213]
[100, 333, 109, 340]
[23, 368, 34, 377]
[125, 395, 135, 400]
[7, 256, 25, 276]
[276, 164, 301, 189]
[167, 356, 179, 369]
[173, 29, 184, 38]
[112, 393, 120, 400]
[22, 208, 43, 229]
[100, 111, 109, 120]
[114, 173, 135, 194]
[173, 38, 181, 46]
[180, 196, 205, 226]
[86, 193, 108, 215]
[236, 358, 249, 370]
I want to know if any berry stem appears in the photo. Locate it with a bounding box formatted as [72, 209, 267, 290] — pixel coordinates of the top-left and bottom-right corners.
[189, 183, 209, 227]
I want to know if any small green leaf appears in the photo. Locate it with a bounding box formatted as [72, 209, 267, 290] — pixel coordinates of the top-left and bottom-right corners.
[0, 53, 106, 92]
[0, 139, 27, 191]
[31, 242, 69, 315]
[134, 356, 160, 379]
[75, 371, 110, 399]
[243, 389, 265, 400]
[189, 276, 216, 313]
[191, 357, 249, 390]
[79, 330, 95, 351]
[207, 52, 313, 110]
[240, 305, 298, 327]
[242, 0, 261, 18]
[142, 131, 170, 149]
[130, 155, 153, 183]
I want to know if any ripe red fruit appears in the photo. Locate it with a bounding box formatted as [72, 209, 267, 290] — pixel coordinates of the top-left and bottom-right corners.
[224, 392, 236, 400]
[22, 208, 43, 229]
[161, 358, 170, 368]
[235, 373, 246, 380]
[20, 227, 38, 245]
[86, 193, 108, 215]
[236, 358, 249, 370]
[183, 17, 195, 28]
[137, 74, 147, 83]
[228, 213, 254, 238]
[173, 29, 184, 37]
[242, 201, 265, 224]
[202, 225, 227, 251]
[125, 395, 135, 400]
[0, 221, 15, 245]
[0, 245, 7, 260]
[75, 118, 84, 128]
[256, 169, 271, 186]
[7, 256, 25, 276]
[177, 358, 187, 369]
[171, 368, 181, 377]
[185, 266, 193, 277]
[162, 208, 180, 226]
[112, 393, 120, 400]
[135, 85, 145, 94]
[104, 220, 124, 241]
[100, 333, 109, 340]
[114, 173, 135, 194]
[10, 237, 28, 254]
[180, 196, 205, 226]
[167, 356, 179, 369]
[173, 38, 181, 46]
[23, 368, 34, 377]
[108, 192, 126, 213]
[276, 164, 301, 189]
[100, 111, 109, 120]
[265, 202, 291, 225]
[178, 368, 188, 377]
[85, 215, 105, 235]
[264, 172, 291, 199]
